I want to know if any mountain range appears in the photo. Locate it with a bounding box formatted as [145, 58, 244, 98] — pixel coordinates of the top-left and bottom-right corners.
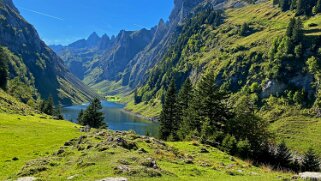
[51, 0, 246, 96]
[0, 0, 97, 105]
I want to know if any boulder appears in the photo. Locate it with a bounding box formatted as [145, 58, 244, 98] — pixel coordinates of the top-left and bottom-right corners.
[261, 80, 286, 98]
[107, 136, 114, 142]
[141, 158, 158, 169]
[17, 177, 37, 181]
[299, 172, 321, 180]
[116, 137, 138, 150]
[200, 148, 209, 153]
[114, 165, 130, 174]
[184, 158, 194, 164]
[55, 149, 65, 155]
[64, 141, 74, 146]
[78, 135, 87, 144]
[96, 177, 127, 181]
[80, 125, 91, 132]
[67, 174, 80, 180]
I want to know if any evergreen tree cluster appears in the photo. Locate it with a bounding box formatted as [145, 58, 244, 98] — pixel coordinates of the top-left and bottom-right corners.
[39, 96, 64, 120]
[160, 73, 233, 142]
[159, 73, 270, 156]
[302, 148, 321, 171]
[268, 18, 304, 80]
[134, 89, 142, 105]
[239, 22, 250, 36]
[274, 0, 321, 16]
[0, 48, 9, 90]
[257, 141, 320, 172]
[159, 72, 321, 172]
[267, 17, 321, 108]
[40, 96, 55, 116]
[77, 98, 106, 129]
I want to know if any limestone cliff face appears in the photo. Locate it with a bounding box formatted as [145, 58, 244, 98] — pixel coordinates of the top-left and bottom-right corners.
[124, 0, 222, 88]
[0, 0, 97, 104]
[170, 0, 204, 25]
[97, 28, 156, 83]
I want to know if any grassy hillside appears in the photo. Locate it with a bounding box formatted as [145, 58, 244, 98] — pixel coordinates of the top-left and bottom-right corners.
[126, 1, 321, 158]
[0, 113, 82, 180]
[0, 89, 291, 180]
[0, 89, 34, 115]
[13, 130, 292, 181]
[127, 2, 294, 118]
[0, 91, 292, 181]
[271, 115, 321, 156]
[125, 100, 162, 119]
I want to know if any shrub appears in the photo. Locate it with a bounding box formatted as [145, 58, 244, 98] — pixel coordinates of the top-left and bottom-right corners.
[302, 148, 320, 172]
[236, 139, 251, 158]
[222, 134, 237, 155]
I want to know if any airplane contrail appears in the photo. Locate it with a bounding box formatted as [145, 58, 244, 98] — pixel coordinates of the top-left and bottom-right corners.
[18, 6, 64, 21]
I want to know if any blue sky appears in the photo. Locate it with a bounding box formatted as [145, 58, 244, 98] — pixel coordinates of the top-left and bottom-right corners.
[13, 0, 174, 45]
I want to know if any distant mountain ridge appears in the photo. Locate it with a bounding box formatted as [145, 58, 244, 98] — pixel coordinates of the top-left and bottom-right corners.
[51, 0, 236, 96]
[0, 0, 97, 105]
[50, 32, 115, 80]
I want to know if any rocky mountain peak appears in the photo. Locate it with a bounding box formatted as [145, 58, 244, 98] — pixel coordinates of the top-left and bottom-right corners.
[170, 0, 204, 24]
[99, 34, 112, 50]
[158, 18, 166, 27]
[101, 34, 110, 41]
[87, 32, 100, 47]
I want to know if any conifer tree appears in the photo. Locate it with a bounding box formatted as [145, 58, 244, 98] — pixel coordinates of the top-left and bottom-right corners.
[47, 96, 54, 115]
[40, 96, 55, 116]
[159, 78, 178, 140]
[302, 148, 320, 171]
[41, 96, 54, 116]
[177, 78, 193, 121]
[286, 18, 295, 38]
[54, 104, 64, 120]
[180, 71, 232, 141]
[276, 141, 292, 168]
[296, 0, 313, 16]
[195, 71, 231, 133]
[292, 18, 303, 44]
[81, 98, 106, 128]
[291, 158, 301, 173]
[291, 0, 297, 10]
[239, 23, 249, 36]
[280, 0, 290, 11]
[0, 50, 9, 90]
[134, 89, 141, 104]
[177, 78, 193, 140]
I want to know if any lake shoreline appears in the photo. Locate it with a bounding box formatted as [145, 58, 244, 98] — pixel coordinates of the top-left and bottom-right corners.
[62, 101, 159, 137]
[121, 109, 159, 122]
[104, 98, 160, 123]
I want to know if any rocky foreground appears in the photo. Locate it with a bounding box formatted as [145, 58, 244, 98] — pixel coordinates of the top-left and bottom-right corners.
[14, 129, 294, 181]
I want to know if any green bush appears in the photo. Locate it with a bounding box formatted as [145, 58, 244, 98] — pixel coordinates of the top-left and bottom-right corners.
[222, 134, 237, 155]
